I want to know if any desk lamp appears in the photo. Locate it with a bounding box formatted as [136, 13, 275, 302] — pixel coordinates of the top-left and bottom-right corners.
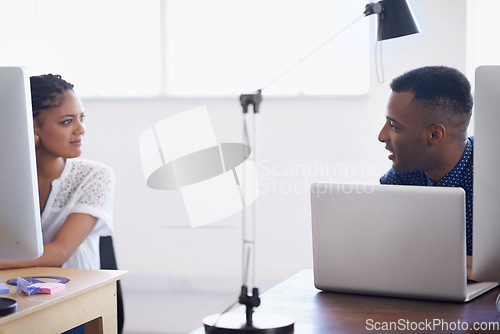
[203, 0, 420, 333]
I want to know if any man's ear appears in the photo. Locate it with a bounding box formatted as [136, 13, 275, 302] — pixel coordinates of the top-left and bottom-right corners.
[426, 123, 446, 147]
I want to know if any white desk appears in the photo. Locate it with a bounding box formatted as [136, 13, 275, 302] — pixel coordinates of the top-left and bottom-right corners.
[0, 267, 126, 334]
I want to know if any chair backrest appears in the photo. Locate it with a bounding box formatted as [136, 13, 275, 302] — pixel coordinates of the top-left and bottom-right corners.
[100, 235, 119, 270]
[100, 236, 124, 334]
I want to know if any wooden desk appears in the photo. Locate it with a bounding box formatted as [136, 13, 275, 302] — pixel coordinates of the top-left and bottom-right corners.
[0, 267, 127, 334]
[190, 270, 500, 333]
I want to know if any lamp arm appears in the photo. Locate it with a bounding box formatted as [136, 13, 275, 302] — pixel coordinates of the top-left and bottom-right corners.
[259, 12, 366, 92]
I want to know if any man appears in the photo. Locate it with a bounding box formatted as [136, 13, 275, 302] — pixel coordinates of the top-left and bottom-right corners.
[378, 66, 474, 276]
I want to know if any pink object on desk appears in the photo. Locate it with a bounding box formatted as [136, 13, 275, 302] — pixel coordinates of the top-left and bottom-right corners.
[30, 283, 66, 294]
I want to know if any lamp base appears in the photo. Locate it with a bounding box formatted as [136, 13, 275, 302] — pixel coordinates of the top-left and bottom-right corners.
[203, 313, 294, 334]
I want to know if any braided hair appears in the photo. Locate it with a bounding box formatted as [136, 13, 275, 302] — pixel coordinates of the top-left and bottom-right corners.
[30, 74, 74, 119]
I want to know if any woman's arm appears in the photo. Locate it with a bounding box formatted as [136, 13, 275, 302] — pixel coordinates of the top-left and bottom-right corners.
[0, 213, 98, 269]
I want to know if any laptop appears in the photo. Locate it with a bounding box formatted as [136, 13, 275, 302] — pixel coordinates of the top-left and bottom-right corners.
[310, 183, 498, 302]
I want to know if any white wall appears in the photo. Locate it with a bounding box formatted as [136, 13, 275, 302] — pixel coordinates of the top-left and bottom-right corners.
[80, 0, 468, 321]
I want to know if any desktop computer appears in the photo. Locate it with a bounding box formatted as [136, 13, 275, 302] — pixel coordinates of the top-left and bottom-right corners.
[0, 66, 43, 260]
[0, 66, 44, 315]
[473, 66, 500, 312]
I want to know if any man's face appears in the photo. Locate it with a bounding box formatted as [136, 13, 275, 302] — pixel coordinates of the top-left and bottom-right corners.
[378, 91, 429, 172]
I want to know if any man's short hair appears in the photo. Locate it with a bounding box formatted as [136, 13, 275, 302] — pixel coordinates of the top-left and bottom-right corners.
[390, 66, 473, 134]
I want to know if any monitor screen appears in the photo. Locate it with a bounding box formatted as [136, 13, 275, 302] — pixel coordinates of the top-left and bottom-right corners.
[0, 66, 43, 260]
[473, 65, 500, 281]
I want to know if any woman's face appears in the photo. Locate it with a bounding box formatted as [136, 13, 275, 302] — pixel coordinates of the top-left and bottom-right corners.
[34, 90, 86, 159]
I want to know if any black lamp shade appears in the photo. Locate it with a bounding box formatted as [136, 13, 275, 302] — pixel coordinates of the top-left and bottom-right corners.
[377, 0, 420, 41]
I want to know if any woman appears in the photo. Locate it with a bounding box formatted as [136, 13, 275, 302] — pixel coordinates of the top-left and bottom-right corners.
[0, 74, 115, 270]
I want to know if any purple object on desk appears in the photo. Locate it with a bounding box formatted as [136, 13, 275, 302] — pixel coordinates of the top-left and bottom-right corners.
[16, 277, 42, 295]
[0, 283, 9, 294]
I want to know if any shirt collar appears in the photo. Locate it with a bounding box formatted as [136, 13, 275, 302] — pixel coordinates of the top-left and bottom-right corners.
[426, 138, 473, 187]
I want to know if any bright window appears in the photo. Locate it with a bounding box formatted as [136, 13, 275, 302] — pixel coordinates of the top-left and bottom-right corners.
[165, 0, 370, 96]
[470, 0, 500, 68]
[0, 0, 161, 97]
[0, 0, 369, 97]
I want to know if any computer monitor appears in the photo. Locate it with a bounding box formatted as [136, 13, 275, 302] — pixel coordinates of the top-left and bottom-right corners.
[0, 66, 43, 260]
[473, 65, 500, 282]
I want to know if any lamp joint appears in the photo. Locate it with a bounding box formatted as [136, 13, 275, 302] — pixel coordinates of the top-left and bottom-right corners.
[364, 2, 383, 16]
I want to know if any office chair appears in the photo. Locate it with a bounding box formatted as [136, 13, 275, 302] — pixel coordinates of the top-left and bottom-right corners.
[99, 236, 125, 334]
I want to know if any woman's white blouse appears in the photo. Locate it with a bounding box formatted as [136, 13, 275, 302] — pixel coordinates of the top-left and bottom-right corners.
[41, 158, 115, 269]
